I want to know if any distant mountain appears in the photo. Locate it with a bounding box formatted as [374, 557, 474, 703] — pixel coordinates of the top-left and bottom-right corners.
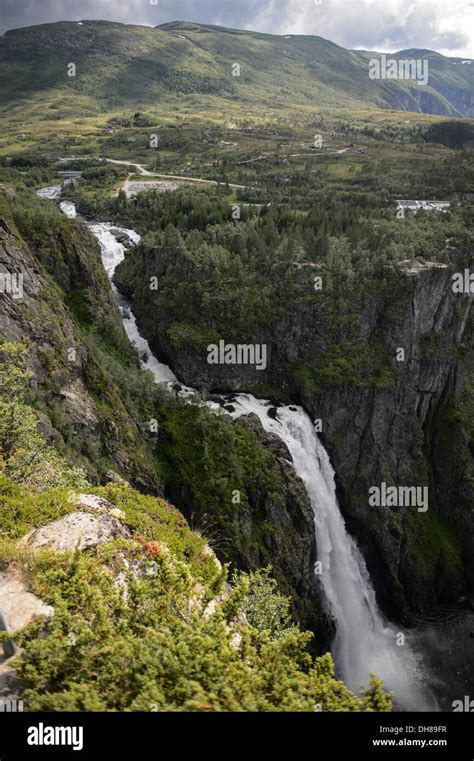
[0, 19, 472, 117]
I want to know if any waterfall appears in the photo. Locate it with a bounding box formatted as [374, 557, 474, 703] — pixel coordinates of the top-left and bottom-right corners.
[53, 197, 434, 710]
[226, 395, 434, 709]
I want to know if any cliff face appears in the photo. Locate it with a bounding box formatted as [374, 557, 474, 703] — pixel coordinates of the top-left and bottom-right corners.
[162, 409, 334, 645]
[301, 261, 474, 620]
[0, 204, 162, 490]
[116, 245, 474, 622]
[0, 198, 330, 642]
[238, 415, 334, 644]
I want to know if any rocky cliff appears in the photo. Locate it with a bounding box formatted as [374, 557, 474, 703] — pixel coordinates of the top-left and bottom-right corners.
[160, 408, 333, 643]
[0, 197, 162, 491]
[0, 191, 330, 643]
[116, 240, 474, 623]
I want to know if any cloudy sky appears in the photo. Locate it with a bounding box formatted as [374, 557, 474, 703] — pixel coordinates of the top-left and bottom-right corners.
[1, 0, 473, 57]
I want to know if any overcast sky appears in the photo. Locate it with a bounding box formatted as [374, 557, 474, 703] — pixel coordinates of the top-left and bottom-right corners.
[1, 0, 473, 57]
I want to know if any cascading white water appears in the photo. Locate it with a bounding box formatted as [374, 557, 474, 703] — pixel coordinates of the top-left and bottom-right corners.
[48, 194, 434, 710]
[225, 395, 434, 709]
[88, 220, 205, 396]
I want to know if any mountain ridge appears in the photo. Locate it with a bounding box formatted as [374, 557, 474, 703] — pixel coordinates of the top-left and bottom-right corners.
[0, 19, 472, 117]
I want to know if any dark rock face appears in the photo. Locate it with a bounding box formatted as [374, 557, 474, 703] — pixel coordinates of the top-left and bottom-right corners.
[167, 411, 334, 647]
[236, 413, 334, 644]
[117, 244, 474, 623]
[300, 261, 473, 621]
[0, 211, 161, 492]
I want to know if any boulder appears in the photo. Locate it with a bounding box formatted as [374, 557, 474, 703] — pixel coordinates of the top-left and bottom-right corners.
[68, 493, 126, 522]
[0, 660, 23, 702]
[104, 470, 129, 486]
[70, 493, 113, 513]
[18, 512, 131, 553]
[111, 228, 131, 245]
[0, 573, 54, 699]
[0, 572, 54, 658]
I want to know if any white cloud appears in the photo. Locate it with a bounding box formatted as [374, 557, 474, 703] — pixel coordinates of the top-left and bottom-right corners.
[246, 0, 474, 57]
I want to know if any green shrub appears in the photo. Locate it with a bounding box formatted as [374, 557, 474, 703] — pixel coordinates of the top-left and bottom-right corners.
[12, 543, 391, 712]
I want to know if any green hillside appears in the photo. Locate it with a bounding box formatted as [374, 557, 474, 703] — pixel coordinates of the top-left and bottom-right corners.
[0, 19, 472, 127]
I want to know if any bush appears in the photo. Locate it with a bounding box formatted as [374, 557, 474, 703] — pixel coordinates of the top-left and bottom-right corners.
[11, 537, 392, 712]
[0, 342, 87, 491]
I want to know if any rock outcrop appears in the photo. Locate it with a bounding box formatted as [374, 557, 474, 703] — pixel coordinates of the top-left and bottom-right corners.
[117, 242, 474, 623]
[165, 410, 334, 646]
[19, 512, 131, 553]
[0, 205, 162, 491]
[0, 573, 54, 645]
[0, 572, 54, 701]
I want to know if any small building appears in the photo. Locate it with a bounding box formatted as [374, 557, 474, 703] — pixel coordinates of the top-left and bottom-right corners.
[396, 200, 450, 213]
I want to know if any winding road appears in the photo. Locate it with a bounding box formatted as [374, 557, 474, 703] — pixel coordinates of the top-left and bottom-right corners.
[105, 158, 247, 195]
